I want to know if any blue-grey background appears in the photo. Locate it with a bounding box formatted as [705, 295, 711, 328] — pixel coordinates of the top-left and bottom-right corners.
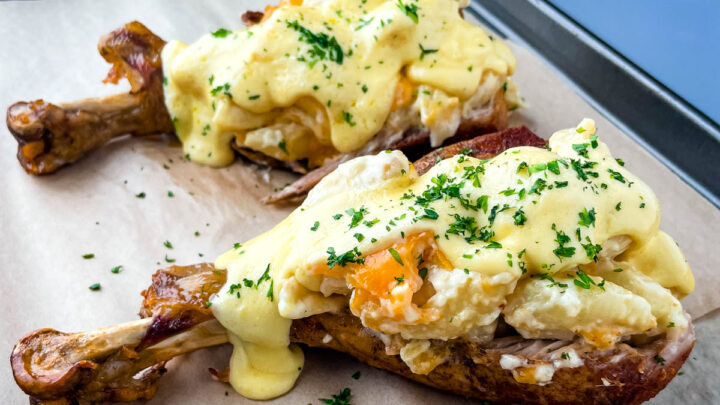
[551, 0, 720, 124]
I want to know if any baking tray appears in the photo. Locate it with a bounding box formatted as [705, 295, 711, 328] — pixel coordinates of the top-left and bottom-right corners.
[467, 0, 720, 209]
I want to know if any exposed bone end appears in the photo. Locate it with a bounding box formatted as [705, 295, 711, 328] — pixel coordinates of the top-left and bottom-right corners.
[7, 100, 56, 174]
[11, 328, 98, 399]
[11, 319, 152, 400]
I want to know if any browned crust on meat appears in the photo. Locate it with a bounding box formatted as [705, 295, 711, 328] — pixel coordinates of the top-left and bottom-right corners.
[293, 313, 693, 405]
[413, 126, 546, 175]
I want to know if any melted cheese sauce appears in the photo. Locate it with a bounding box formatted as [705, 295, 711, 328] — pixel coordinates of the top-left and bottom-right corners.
[162, 0, 515, 167]
[211, 118, 694, 398]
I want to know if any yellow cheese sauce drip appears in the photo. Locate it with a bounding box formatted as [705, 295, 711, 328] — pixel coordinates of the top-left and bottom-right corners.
[161, 0, 515, 166]
[211, 118, 693, 398]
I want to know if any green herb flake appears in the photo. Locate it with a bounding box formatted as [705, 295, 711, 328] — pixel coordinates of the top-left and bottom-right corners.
[418, 43, 438, 61]
[320, 387, 351, 405]
[88, 283, 101, 291]
[342, 111, 356, 127]
[577, 207, 596, 227]
[110, 265, 122, 274]
[418, 267, 428, 280]
[164, 255, 176, 263]
[82, 253, 95, 259]
[388, 247, 404, 265]
[211, 28, 232, 38]
[396, 0, 419, 23]
[135, 192, 146, 199]
[311, 221, 320, 231]
[327, 247, 364, 268]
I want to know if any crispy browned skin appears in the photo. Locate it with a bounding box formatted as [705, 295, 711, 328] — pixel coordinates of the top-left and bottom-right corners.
[413, 126, 546, 175]
[6, 20, 509, 204]
[6, 22, 173, 175]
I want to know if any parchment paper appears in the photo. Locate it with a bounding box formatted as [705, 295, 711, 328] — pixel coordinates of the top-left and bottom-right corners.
[1, 1, 718, 403]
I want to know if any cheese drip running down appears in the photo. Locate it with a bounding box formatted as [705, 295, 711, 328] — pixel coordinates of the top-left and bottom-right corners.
[162, 0, 515, 167]
[211, 119, 694, 398]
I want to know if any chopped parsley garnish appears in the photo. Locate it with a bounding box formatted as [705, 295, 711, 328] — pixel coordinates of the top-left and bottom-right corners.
[346, 206, 369, 228]
[394, 274, 405, 284]
[478, 195, 489, 213]
[353, 233, 365, 242]
[352, 371, 361, 379]
[82, 253, 95, 259]
[327, 247, 364, 268]
[616, 158, 625, 166]
[615, 202, 622, 211]
[201, 124, 211, 136]
[311, 221, 320, 231]
[388, 248, 404, 265]
[573, 269, 603, 290]
[363, 218, 380, 227]
[355, 17, 375, 31]
[418, 267, 428, 280]
[110, 265, 122, 274]
[210, 82, 233, 99]
[577, 207, 596, 227]
[267, 279, 274, 301]
[286, 20, 345, 65]
[248, 94, 260, 100]
[547, 160, 561, 175]
[88, 283, 101, 291]
[320, 387, 351, 405]
[417, 208, 439, 221]
[256, 264, 271, 287]
[668, 322, 675, 328]
[418, 43, 438, 61]
[654, 355, 665, 366]
[333, 213, 343, 220]
[447, 214, 493, 243]
[528, 178, 547, 195]
[396, 0, 419, 23]
[167, 190, 175, 197]
[613, 268, 624, 272]
[528, 163, 547, 174]
[582, 241, 603, 262]
[572, 143, 589, 158]
[540, 273, 568, 289]
[136, 192, 146, 199]
[211, 28, 232, 38]
[164, 255, 176, 263]
[570, 159, 598, 181]
[485, 241, 502, 249]
[342, 111, 356, 127]
[234, 243, 242, 249]
[552, 226, 575, 259]
[278, 140, 289, 155]
[608, 168, 626, 183]
[163, 240, 173, 249]
[513, 208, 527, 226]
[488, 204, 510, 225]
